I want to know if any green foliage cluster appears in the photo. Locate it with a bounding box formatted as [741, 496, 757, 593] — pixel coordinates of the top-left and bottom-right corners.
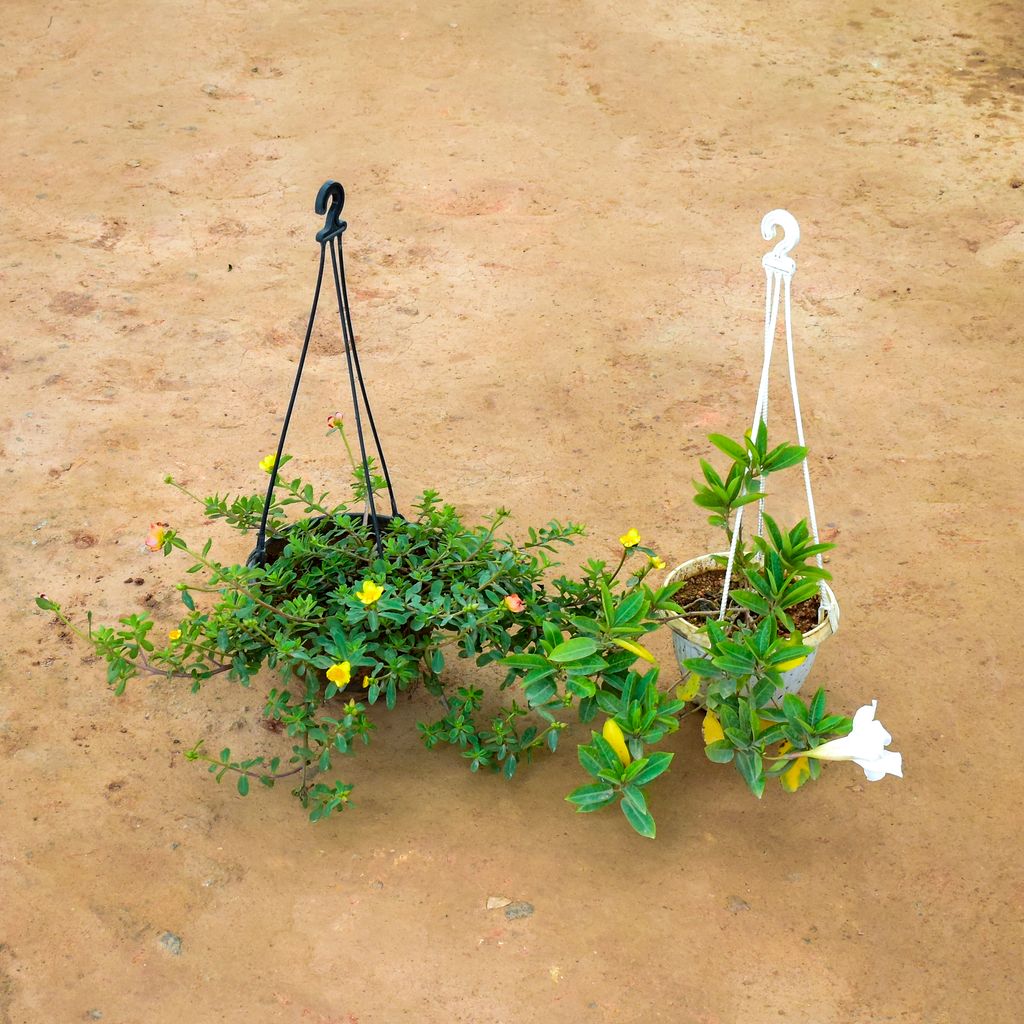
[682, 423, 852, 795]
[39, 428, 686, 835]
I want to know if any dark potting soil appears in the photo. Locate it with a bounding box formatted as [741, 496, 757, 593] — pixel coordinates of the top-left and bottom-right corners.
[677, 567, 822, 635]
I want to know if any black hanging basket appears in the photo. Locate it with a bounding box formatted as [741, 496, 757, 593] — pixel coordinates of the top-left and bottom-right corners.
[247, 182, 400, 569]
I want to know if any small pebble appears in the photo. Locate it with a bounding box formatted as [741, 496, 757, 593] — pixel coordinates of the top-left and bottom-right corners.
[726, 895, 750, 913]
[86, 1012, 103, 1021]
[159, 931, 183, 955]
[486, 896, 511, 910]
[505, 901, 534, 920]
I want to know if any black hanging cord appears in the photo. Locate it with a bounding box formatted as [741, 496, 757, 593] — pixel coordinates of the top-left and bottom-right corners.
[334, 232, 399, 518]
[250, 181, 398, 565]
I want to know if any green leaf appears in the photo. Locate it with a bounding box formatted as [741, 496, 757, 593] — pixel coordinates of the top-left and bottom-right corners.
[563, 654, 610, 676]
[808, 687, 826, 725]
[599, 581, 615, 629]
[735, 749, 765, 798]
[707, 433, 748, 462]
[548, 637, 599, 663]
[578, 744, 604, 778]
[782, 693, 809, 727]
[502, 653, 551, 670]
[630, 751, 673, 786]
[237, 775, 249, 796]
[764, 444, 808, 473]
[181, 590, 196, 611]
[522, 666, 557, 688]
[621, 784, 648, 815]
[566, 782, 616, 811]
[620, 794, 657, 838]
[613, 591, 646, 626]
[704, 740, 735, 763]
[816, 714, 850, 736]
[524, 676, 557, 706]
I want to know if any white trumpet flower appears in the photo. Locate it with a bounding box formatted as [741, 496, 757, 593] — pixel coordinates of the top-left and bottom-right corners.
[806, 700, 903, 781]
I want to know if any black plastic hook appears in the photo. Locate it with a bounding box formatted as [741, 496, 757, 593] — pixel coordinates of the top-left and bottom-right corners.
[315, 181, 347, 243]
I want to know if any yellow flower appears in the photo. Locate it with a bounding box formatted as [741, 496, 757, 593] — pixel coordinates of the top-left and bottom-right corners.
[702, 710, 725, 745]
[602, 719, 632, 767]
[355, 580, 385, 605]
[259, 454, 277, 473]
[619, 528, 641, 549]
[648, 555, 666, 570]
[326, 661, 352, 687]
[168, 629, 182, 641]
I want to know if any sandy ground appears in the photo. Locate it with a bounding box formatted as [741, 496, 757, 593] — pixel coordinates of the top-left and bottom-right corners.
[2, 1, 1023, 1021]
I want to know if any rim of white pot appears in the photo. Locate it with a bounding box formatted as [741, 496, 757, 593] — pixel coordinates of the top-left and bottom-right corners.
[661, 551, 839, 650]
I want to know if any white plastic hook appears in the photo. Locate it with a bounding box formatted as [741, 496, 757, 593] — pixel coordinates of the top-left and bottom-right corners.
[761, 209, 799, 276]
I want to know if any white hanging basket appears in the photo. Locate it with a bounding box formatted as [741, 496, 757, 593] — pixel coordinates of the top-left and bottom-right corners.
[665, 211, 839, 699]
[664, 553, 839, 699]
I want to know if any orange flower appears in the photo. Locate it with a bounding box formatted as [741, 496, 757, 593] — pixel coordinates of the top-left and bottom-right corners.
[503, 594, 526, 613]
[145, 522, 169, 551]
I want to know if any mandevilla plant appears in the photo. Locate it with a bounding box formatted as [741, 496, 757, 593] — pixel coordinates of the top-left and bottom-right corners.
[677, 424, 902, 795]
[37, 416, 687, 835]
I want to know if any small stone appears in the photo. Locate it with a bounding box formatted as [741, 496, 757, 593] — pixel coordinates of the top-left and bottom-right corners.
[86, 1012, 103, 1021]
[504, 901, 534, 920]
[159, 931, 182, 955]
[202, 84, 220, 97]
[726, 895, 750, 913]
[486, 896, 512, 910]
[370, 880, 384, 890]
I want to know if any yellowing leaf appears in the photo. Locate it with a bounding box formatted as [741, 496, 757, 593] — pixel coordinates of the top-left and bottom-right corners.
[676, 672, 701, 702]
[780, 755, 811, 793]
[610, 637, 657, 664]
[602, 719, 632, 766]
[702, 710, 725, 746]
[776, 655, 807, 672]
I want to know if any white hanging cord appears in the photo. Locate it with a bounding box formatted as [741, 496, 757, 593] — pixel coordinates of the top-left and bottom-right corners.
[782, 273, 826, 589]
[719, 265, 782, 619]
[719, 210, 822, 619]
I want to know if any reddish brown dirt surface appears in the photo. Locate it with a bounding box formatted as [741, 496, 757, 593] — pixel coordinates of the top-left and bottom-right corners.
[2, 2, 1023, 1022]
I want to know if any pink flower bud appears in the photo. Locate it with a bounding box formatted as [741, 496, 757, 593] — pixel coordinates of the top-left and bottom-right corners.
[145, 522, 169, 551]
[327, 412, 344, 429]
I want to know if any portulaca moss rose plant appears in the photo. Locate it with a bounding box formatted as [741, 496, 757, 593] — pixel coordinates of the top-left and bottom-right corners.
[39, 417, 690, 836]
